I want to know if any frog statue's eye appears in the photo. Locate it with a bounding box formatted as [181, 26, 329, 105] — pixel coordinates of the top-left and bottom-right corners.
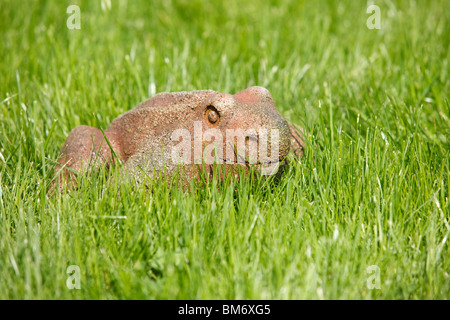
[205, 105, 220, 126]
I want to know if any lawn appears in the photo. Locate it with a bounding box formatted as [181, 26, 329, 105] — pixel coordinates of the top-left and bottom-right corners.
[0, 0, 449, 299]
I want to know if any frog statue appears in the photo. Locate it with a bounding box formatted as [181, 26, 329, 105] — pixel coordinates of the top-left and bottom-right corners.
[50, 86, 305, 191]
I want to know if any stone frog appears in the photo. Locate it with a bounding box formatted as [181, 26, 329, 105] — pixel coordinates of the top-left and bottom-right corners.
[50, 86, 305, 191]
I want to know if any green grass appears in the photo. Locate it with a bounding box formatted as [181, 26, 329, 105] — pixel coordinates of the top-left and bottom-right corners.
[0, 0, 449, 299]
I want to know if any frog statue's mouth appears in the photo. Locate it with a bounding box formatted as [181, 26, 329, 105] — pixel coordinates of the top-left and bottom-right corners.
[220, 126, 290, 176]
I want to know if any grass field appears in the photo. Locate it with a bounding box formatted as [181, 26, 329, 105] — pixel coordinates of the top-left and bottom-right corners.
[0, 0, 449, 299]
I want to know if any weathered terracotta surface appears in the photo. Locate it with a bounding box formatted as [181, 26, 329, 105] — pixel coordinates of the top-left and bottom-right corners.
[50, 86, 305, 191]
